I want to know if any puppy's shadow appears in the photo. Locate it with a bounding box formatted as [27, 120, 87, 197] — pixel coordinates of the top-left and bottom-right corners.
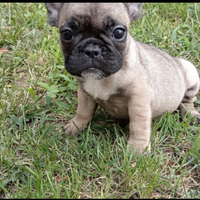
[91, 108, 129, 135]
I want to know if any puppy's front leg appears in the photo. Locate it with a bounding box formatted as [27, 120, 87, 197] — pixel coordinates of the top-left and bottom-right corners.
[64, 84, 97, 136]
[128, 96, 152, 154]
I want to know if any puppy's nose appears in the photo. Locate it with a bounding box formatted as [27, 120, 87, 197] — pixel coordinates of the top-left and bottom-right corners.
[84, 44, 101, 58]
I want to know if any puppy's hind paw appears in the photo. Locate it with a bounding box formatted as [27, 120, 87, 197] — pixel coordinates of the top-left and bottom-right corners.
[195, 114, 200, 124]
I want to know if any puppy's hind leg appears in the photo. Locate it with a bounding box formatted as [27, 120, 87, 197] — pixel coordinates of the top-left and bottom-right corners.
[178, 58, 200, 123]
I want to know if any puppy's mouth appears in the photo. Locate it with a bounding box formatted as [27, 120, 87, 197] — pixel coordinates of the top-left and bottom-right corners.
[81, 68, 105, 80]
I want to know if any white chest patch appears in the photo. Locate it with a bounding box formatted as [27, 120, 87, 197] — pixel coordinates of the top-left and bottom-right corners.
[83, 78, 117, 101]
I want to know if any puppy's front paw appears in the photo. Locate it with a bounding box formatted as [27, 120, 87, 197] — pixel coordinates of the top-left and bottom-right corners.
[63, 117, 89, 136]
[128, 139, 151, 155]
[63, 120, 80, 136]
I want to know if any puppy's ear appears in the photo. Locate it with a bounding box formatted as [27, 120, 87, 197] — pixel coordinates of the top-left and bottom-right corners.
[45, 3, 65, 27]
[123, 3, 143, 22]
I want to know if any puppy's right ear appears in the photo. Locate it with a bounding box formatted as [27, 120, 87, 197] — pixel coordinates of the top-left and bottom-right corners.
[45, 3, 64, 27]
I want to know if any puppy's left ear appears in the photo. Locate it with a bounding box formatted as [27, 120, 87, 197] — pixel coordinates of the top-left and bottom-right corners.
[123, 3, 143, 22]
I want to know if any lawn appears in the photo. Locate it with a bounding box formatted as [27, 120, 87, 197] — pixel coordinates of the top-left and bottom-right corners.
[0, 3, 200, 198]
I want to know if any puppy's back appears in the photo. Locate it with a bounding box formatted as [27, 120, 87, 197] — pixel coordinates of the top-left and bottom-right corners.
[133, 39, 186, 118]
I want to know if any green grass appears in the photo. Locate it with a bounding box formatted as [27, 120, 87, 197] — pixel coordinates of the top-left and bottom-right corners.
[0, 3, 200, 198]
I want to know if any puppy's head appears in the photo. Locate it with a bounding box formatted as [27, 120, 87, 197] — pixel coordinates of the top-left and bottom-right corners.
[45, 3, 142, 80]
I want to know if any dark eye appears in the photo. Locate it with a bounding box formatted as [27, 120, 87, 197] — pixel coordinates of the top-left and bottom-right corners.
[113, 27, 126, 41]
[61, 29, 73, 41]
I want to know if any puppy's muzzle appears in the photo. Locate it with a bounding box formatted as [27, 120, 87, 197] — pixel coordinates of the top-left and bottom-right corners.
[80, 42, 106, 79]
[65, 38, 123, 79]
[84, 43, 102, 59]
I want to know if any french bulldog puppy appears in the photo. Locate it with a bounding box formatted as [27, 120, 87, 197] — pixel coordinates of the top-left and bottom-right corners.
[45, 3, 200, 154]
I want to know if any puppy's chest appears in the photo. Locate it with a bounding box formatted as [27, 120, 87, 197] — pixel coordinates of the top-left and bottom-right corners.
[82, 78, 117, 101]
[82, 79, 129, 118]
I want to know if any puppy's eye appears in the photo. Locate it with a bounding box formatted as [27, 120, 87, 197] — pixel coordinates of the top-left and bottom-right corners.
[61, 29, 73, 41]
[113, 27, 126, 41]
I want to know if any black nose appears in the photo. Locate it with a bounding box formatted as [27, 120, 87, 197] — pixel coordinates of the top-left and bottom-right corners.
[84, 44, 101, 58]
